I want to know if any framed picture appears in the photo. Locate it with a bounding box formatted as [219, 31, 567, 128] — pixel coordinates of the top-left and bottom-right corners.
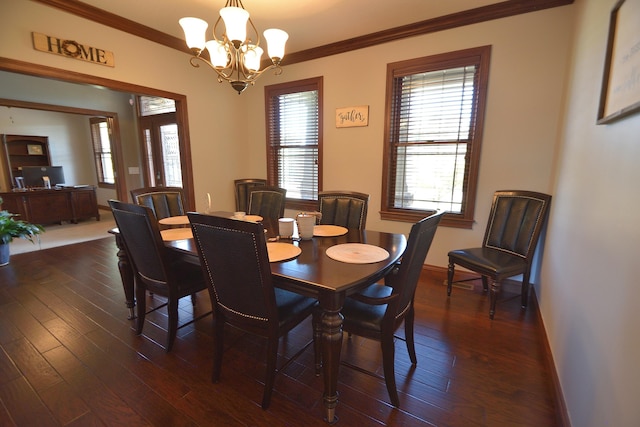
[597, 0, 640, 124]
[335, 106, 369, 128]
[27, 144, 43, 155]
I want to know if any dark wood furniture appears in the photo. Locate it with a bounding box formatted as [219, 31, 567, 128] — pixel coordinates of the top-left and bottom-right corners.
[1, 134, 51, 188]
[327, 211, 444, 407]
[234, 178, 267, 212]
[247, 185, 286, 223]
[318, 190, 370, 229]
[110, 212, 407, 423]
[109, 200, 210, 351]
[447, 190, 552, 319]
[188, 213, 317, 409]
[0, 186, 99, 224]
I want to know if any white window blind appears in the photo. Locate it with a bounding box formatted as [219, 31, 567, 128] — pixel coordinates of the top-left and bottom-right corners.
[391, 66, 476, 212]
[266, 87, 319, 201]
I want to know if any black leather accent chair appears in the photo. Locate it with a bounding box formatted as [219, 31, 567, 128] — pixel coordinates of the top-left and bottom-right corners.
[130, 186, 186, 226]
[247, 185, 286, 223]
[447, 190, 552, 319]
[314, 211, 444, 407]
[318, 191, 369, 229]
[109, 200, 210, 351]
[187, 212, 317, 410]
[234, 178, 267, 213]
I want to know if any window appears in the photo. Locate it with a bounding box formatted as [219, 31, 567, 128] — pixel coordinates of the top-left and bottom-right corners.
[381, 46, 491, 228]
[265, 77, 323, 211]
[89, 117, 115, 187]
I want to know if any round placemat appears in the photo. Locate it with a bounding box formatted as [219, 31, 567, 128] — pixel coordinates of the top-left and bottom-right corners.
[158, 215, 190, 226]
[245, 215, 263, 222]
[325, 243, 389, 264]
[160, 228, 193, 241]
[267, 242, 302, 262]
[313, 225, 348, 237]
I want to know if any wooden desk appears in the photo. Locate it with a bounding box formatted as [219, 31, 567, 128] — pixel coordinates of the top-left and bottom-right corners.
[111, 213, 407, 423]
[0, 186, 99, 224]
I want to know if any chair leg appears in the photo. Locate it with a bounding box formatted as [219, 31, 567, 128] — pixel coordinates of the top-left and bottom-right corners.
[312, 309, 323, 375]
[521, 270, 532, 308]
[135, 282, 146, 335]
[446, 260, 455, 296]
[489, 280, 500, 319]
[381, 329, 399, 407]
[262, 335, 279, 410]
[166, 297, 179, 351]
[481, 276, 489, 292]
[191, 293, 197, 305]
[404, 305, 417, 365]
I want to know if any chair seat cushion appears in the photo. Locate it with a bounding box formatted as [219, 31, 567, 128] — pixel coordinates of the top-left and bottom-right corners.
[448, 247, 527, 280]
[341, 284, 393, 334]
[274, 288, 317, 327]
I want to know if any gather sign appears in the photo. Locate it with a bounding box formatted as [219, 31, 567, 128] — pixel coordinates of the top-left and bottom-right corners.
[32, 32, 114, 67]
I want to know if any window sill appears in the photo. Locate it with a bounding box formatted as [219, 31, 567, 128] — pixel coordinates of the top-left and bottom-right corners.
[380, 210, 473, 229]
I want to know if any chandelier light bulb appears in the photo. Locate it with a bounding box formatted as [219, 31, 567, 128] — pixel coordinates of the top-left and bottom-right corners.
[219, 6, 249, 45]
[178, 17, 208, 52]
[263, 29, 288, 62]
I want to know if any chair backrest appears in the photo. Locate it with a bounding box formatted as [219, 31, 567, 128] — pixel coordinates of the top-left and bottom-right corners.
[234, 178, 267, 213]
[108, 200, 171, 291]
[247, 186, 287, 221]
[318, 191, 369, 229]
[482, 190, 552, 260]
[130, 186, 185, 221]
[390, 211, 445, 319]
[188, 213, 277, 330]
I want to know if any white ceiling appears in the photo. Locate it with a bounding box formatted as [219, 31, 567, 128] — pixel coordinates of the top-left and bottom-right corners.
[78, 0, 501, 54]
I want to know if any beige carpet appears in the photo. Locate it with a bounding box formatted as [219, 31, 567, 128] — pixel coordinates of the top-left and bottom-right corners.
[9, 208, 116, 255]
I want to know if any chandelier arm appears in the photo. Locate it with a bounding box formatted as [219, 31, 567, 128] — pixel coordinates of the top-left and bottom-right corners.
[189, 56, 234, 82]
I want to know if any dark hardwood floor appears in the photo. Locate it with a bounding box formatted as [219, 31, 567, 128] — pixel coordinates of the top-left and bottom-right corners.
[0, 238, 563, 426]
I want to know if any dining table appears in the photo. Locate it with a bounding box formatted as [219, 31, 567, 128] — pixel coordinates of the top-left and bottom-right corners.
[109, 211, 407, 423]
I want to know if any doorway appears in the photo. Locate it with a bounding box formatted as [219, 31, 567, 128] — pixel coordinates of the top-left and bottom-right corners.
[0, 58, 196, 210]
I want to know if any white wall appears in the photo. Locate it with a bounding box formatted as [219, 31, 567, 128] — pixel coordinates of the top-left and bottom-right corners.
[540, 0, 640, 426]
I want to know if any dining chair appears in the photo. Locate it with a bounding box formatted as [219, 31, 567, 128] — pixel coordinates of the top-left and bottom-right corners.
[130, 186, 186, 224]
[318, 190, 369, 229]
[187, 212, 317, 410]
[313, 210, 444, 407]
[447, 190, 552, 319]
[234, 178, 267, 213]
[247, 185, 287, 223]
[108, 200, 210, 351]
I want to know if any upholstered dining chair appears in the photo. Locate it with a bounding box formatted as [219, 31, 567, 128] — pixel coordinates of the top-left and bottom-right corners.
[313, 211, 444, 407]
[447, 190, 552, 319]
[234, 178, 267, 213]
[318, 191, 369, 229]
[187, 212, 317, 410]
[130, 186, 186, 226]
[247, 185, 287, 223]
[108, 200, 210, 351]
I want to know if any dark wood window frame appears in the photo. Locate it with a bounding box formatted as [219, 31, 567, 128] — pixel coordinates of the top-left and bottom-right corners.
[381, 45, 491, 229]
[265, 77, 323, 212]
[89, 116, 116, 189]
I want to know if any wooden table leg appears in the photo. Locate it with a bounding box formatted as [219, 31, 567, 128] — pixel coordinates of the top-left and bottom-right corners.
[109, 230, 136, 319]
[319, 292, 345, 424]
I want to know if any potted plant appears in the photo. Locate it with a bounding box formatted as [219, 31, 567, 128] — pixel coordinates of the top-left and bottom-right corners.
[0, 196, 45, 266]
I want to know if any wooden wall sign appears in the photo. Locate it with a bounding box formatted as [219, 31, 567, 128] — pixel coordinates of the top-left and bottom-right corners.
[32, 32, 115, 67]
[335, 106, 369, 128]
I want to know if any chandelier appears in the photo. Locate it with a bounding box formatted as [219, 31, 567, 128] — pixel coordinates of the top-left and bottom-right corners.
[179, 0, 288, 94]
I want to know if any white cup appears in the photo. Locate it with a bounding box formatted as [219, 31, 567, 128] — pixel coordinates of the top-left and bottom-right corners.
[278, 217, 295, 238]
[296, 213, 315, 240]
[233, 211, 246, 220]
